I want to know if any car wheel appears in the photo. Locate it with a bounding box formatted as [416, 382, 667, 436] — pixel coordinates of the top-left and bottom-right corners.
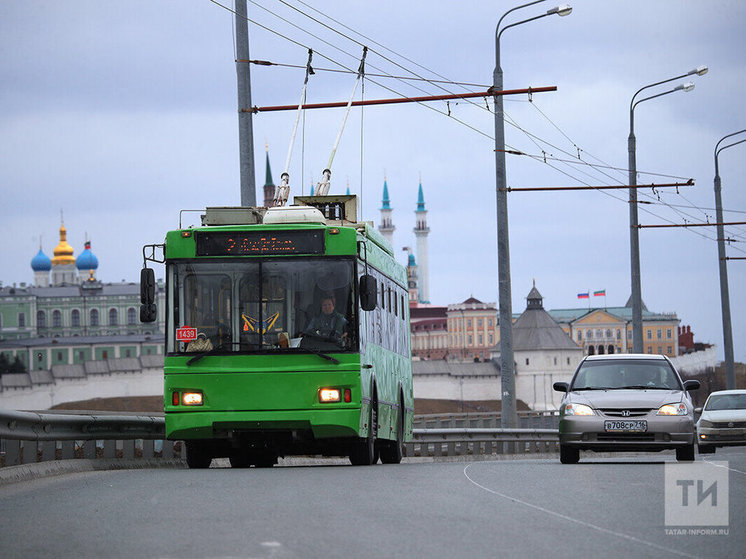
[676, 444, 695, 462]
[697, 444, 716, 455]
[559, 444, 579, 464]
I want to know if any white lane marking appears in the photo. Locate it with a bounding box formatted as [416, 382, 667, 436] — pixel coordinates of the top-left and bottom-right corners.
[703, 457, 746, 475]
[463, 463, 698, 559]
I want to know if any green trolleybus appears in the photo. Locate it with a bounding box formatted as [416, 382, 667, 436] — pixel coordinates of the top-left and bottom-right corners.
[140, 196, 414, 468]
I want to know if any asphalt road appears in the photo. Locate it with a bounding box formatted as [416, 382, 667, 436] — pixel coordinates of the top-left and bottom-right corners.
[0, 449, 744, 559]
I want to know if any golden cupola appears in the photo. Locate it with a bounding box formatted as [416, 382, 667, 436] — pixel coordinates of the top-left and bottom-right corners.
[52, 223, 76, 266]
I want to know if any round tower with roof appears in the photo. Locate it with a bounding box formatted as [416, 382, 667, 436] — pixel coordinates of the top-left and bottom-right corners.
[414, 181, 430, 304]
[378, 177, 395, 245]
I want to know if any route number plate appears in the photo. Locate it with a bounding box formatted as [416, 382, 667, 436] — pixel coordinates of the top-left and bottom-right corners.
[176, 327, 197, 342]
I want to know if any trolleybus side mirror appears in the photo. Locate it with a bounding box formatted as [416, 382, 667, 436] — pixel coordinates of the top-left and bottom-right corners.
[140, 267, 157, 323]
[359, 274, 377, 311]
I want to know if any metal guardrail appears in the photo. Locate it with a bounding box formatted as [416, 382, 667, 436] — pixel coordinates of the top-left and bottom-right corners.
[0, 409, 165, 441]
[405, 427, 559, 457]
[414, 411, 560, 430]
[0, 409, 175, 468]
[0, 409, 560, 469]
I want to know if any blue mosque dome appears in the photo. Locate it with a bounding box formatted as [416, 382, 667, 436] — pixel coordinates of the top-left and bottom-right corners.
[76, 241, 99, 271]
[31, 248, 52, 271]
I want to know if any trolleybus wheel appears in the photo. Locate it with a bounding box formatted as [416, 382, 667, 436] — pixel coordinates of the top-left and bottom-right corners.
[380, 400, 404, 464]
[229, 449, 251, 468]
[350, 399, 378, 465]
[185, 440, 212, 469]
[254, 453, 278, 468]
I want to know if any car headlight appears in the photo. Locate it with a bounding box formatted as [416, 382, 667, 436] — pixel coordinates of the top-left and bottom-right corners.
[564, 403, 594, 416]
[657, 403, 687, 416]
[698, 419, 714, 428]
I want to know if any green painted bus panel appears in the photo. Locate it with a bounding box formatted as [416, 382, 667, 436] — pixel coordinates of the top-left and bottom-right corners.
[167, 408, 361, 440]
[361, 343, 414, 442]
[164, 354, 365, 440]
[165, 370, 362, 414]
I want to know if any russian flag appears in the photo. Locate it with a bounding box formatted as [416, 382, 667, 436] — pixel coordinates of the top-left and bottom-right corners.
[594, 289, 606, 297]
[577, 292, 589, 299]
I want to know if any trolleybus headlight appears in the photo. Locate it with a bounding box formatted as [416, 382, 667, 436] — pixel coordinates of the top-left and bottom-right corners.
[319, 388, 341, 403]
[182, 391, 204, 406]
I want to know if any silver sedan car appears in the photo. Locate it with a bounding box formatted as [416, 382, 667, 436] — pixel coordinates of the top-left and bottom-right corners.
[697, 389, 746, 453]
[553, 354, 700, 464]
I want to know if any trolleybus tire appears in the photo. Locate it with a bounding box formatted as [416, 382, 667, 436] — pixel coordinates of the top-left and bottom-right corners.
[349, 400, 378, 465]
[185, 440, 213, 469]
[379, 401, 404, 464]
[229, 449, 251, 468]
[254, 452, 278, 468]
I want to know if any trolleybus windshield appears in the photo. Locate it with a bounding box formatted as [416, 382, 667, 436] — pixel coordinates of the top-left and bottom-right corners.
[167, 258, 357, 356]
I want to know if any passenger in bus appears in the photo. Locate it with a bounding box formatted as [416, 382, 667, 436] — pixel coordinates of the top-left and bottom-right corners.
[303, 293, 348, 346]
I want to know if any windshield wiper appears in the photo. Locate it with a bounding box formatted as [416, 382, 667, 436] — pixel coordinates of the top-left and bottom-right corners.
[573, 386, 615, 391]
[299, 347, 340, 364]
[619, 385, 671, 390]
[186, 342, 244, 366]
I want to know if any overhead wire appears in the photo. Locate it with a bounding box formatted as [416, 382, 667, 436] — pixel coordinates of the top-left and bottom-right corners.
[214, 1, 746, 255]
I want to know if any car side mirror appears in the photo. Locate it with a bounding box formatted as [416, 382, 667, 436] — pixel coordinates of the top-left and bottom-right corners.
[553, 381, 569, 393]
[683, 379, 700, 392]
[359, 274, 377, 311]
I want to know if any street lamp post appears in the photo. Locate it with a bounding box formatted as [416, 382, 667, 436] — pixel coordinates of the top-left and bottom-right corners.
[714, 129, 746, 389]
[494, 1, 571, 429]
[627, 66, 707, 353]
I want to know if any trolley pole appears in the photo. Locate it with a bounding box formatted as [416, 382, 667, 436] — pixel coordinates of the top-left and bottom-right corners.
[235, 0, 256, 206]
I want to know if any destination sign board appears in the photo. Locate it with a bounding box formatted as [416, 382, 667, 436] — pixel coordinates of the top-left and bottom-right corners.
[195, 230, 324, 256]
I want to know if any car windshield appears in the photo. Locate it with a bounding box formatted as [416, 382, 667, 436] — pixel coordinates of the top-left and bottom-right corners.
[705, 393, 746, 411]
[167, 257, 357, 356]
[571, 359, 682, 390]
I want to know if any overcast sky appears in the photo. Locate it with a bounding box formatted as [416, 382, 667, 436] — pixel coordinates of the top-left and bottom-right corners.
[2, 1, 745, 362]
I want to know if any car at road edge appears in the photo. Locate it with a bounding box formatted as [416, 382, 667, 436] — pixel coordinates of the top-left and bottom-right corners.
[553, 353, 700, 464]
[696, 389, 746, 454]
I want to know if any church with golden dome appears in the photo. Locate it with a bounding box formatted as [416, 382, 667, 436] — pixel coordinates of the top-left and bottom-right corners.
[32, 220, 100, 288]
[0, 219, 165, 377]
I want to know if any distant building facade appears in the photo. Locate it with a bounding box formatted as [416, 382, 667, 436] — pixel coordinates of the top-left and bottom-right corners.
[549, 297, 680, 358]
[0, 220, 165, 374]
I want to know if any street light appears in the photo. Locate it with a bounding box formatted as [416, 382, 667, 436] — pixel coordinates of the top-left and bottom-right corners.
[627, 67, 707, 353]
[714, 129, 746, 389]
[494, 0, 571, 429]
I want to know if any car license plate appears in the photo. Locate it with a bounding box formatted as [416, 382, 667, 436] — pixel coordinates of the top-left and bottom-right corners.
[604, 420, 647, 432]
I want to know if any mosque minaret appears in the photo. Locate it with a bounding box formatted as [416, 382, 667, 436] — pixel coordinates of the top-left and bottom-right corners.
[413, 181, 430, 304]
[378, 177, 395, 246]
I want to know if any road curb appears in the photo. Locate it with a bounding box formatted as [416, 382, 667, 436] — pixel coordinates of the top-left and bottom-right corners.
[0, 458, 186, 486]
